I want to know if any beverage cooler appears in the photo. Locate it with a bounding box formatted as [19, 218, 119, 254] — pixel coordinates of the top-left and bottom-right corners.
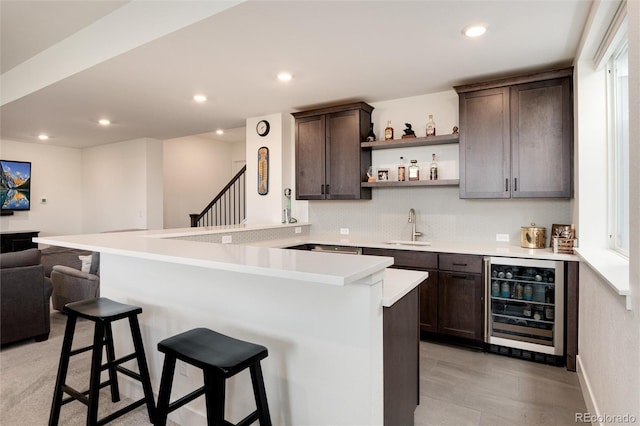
[484, 257, 564, 363]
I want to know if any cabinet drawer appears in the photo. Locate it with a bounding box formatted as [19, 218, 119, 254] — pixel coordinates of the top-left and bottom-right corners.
[362, 248, 437, 270]
[438, 254, 482, 274]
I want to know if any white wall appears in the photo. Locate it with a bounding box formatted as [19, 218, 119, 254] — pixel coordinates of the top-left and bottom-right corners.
[574, 0, 640, 422]
[305, 91, 573, 242]
[163, 135, 244, 229]
[82, 138, 163, 233]
[245, 113, 294, 224]
[0, 139, 83, 237]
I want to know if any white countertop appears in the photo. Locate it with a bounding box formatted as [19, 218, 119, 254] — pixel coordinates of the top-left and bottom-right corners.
[36, 224, 576, 308]
[35, 226, 393, 287]
[249, 235, 579, 262]
[382, 268, 428, 307]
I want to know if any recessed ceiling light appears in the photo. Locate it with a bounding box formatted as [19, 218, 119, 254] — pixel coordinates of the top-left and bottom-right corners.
[216, 129, 224, 135]
[463, 24, 488, 38]
[277, 72, 293, 82]
[98, 119, 111, 126]
[38, 134, 49, 140]
[193, 94, 207, 102]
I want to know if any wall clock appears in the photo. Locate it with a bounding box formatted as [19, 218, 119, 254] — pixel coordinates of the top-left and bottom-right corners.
[256, 120, 270, 137]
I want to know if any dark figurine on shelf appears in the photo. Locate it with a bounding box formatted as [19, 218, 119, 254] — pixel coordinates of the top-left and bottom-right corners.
[452, 125, 459, 134]
[366, 123, 376, 142]
[402, 123, 416, 138]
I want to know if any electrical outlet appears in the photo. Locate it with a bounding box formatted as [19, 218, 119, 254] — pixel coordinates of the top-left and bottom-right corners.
[295, 227, 302, 234]
[178, 360, 187, 376]
[221, 235, 232, 244]
[40, 197, 47, 204]
[340, 228, 350, 235]
[496, 233, 510, 242]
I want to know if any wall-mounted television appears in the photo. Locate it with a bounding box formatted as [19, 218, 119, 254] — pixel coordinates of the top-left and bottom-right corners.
[1, 160, 31, 212]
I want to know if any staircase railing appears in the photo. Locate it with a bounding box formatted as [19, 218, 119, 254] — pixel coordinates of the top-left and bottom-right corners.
[190, 165, 246, 227]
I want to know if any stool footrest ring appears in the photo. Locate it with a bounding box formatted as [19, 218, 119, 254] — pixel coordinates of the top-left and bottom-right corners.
[167, 386, 206, 413]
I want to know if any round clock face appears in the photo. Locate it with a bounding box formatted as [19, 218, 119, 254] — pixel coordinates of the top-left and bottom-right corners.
[256, 120, 270, 137]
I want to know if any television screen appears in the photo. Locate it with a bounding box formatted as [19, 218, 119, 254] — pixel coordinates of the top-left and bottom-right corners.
[0, 160, 31, 211]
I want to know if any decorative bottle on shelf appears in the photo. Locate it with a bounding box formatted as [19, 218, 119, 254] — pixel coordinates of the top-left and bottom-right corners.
[426, 114, 436, 137]
[523, 283, 533, 301]
[491, 280, 500, 297]
[515, 282, 523, 299]
[398, 157, 406, 182]
[429, 153, 438, 181]
[366, 123, 376, 142]
[501, 281, 511, 298]
[545, 286, 554, 303]
[384, 121, 394, 140]
[408, 160, 420, 181]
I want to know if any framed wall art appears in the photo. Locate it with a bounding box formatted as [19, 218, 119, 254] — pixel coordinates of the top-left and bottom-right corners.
[258, 146, 269, 195]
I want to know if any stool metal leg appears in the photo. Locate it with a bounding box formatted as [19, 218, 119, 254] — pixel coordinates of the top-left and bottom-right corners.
[128, 315, 156, 423]
[103, 323, 120, 403]
[87, 321, 105, 426]
[203, 369, 225, 426]
[250, 363, 272, 426]
[49, 314, 77, 426]
[156, 354, 177, 426]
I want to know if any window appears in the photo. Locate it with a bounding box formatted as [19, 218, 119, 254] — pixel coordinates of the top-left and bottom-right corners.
[607, 41, 629, 256]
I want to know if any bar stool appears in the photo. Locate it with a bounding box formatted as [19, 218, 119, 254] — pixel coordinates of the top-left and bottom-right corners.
[155, 328, 271, 426]
[49, 298, 156, 426]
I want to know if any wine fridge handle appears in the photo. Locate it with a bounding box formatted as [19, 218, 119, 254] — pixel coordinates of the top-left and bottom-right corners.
[483, 257, 491, 343]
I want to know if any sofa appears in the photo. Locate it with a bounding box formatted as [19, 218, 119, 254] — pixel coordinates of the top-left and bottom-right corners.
[0, 248, 53, 345]
[41, 246, 100, 311]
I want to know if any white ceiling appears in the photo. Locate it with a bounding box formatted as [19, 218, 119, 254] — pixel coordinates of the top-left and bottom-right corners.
[0, 0, 592, 149]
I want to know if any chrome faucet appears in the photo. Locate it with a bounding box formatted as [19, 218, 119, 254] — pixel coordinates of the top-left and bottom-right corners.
[408, 208, 423, 241]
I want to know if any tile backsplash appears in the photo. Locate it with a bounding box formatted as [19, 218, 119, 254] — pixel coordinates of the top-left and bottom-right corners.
[307, 186, 572, 244]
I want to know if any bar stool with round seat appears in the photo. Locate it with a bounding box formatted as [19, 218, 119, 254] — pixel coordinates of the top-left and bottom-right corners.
[155, 327, 271, 426]
[49, 297, 156, 426]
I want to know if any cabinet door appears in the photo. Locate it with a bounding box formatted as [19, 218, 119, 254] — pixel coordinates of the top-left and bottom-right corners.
[295, 115, 326, 200]
[326, 109, 368, 200]
[437, 271, 483, 341]
[459, 87, 510, 199]
[419, 271, 438, 333]
[383, 287, 419, 426]
[511, 77, 573, 198]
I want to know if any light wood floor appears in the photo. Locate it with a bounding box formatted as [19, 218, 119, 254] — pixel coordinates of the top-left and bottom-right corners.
[415, 341, 587, 426]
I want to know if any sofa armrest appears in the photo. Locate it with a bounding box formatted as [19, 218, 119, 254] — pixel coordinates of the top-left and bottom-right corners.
[0, 264, 52, 345]
[52, 264, 99, 281]
[50, 265, 100, 311]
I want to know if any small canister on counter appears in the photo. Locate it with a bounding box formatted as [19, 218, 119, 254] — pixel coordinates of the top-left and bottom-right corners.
[520, 223, 546, 248]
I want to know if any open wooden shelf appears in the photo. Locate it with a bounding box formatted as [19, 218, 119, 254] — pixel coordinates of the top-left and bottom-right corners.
[361, 179, 459, 188]
[361, 133, 459, 150]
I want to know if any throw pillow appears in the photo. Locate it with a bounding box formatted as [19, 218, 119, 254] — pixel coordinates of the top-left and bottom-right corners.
[78, 255, 92, 273]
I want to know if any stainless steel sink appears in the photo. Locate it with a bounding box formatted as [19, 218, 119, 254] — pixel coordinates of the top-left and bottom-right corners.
[383, 240, 432, 247]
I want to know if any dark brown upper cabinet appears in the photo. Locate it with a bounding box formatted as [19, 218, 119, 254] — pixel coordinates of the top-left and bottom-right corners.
[293, 102, 373, 200]
[456, 68, 574, 199]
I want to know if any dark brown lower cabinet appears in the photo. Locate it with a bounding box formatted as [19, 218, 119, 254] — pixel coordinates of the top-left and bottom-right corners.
[419, 273, 438, 333]
[384, 287, 419, 426]
[437, 271, 483, 341]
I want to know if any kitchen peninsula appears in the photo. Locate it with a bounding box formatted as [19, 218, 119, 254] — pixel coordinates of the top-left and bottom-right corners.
[36, 224, 426, 426]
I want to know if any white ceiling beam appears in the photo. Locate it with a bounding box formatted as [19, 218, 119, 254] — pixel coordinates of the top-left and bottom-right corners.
[0, 0, 243, 107]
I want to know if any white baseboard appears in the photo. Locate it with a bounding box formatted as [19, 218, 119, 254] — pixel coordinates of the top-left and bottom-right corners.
[576, 354, 601, 425]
